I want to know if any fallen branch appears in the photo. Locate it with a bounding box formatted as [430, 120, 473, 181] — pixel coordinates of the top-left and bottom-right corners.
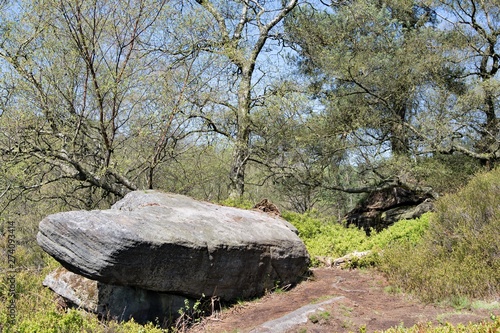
[315, 250, 372, 268]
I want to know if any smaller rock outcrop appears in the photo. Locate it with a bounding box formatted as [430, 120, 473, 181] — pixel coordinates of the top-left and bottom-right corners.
[344, 186, 434, 233]
[43, 267, 190, 324]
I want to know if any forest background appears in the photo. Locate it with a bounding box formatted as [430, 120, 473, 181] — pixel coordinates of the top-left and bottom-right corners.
[0, 0, 498, 216]
[0, 0, 499, 331]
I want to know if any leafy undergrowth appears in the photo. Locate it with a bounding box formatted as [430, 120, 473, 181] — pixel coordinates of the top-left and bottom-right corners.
[377, 317, 500, 333]
[282, 210, 431, 267]
[2, 170, 499, 332]
[285, 168, 500, 306]
[380, 168, 500, 303]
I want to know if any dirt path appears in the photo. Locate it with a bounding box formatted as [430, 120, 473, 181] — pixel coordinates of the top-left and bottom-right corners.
[189, 268, 499, 333]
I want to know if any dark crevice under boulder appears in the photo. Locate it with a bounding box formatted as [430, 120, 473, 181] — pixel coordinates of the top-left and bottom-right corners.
[43, 267, 191, 324]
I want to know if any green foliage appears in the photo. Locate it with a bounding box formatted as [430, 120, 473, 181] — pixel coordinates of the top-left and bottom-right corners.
[283, 211, 369, 263]
[220, 197, 254, 209]
[410, 155, 481, 194]
[378, 317, 500, 333]
[381, 168, 500, 302]
[282, 211, 431, 267]
[14, 310, 165, 333]
[16, 310, 84, 333]
[287, 0, 442, 157]
[344, 213, 431, 269]
[368, 213, 431, 249]
[375, 154, 480, 197]
[343, 252, 381, 269]
[174, 295, 207, 332]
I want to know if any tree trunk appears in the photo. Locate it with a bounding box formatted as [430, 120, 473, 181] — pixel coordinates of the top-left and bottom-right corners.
[228, 68, 252, 198]
[229, 139, 249, 198]
[477, 48, 499, 168]
[389, 105, 410, 156]
[193, 0, 298, 199]
[477, 93, 499, 168]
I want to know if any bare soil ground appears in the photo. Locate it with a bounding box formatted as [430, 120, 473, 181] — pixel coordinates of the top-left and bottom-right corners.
[189, 268, 499, 333]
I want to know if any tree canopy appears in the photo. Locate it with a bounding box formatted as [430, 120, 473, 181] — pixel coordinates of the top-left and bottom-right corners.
[0, 0, 498, 215]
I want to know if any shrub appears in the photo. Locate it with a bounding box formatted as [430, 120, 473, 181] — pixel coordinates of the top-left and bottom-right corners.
[16, 310, 84, 333]
[283, 211, 430, 267]
[379, 317, 500, 333]
[283, 211, 370, 265]
[219, 197, 254, 209]
[411, 154, 481, 194]
[380, 168, 500, 302]
[13, 309, 165, 333]
[369, 213, 431, 250]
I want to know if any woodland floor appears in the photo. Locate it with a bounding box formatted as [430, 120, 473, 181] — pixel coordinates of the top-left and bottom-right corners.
[189, 268, 499, 333]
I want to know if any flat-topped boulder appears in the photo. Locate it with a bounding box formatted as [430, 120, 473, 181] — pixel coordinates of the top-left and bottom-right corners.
[37, 191, 310, 301]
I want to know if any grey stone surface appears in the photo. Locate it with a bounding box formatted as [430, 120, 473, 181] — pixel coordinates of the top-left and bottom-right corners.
[43, 267, 191, 324]
[37, 191, 310, 301]
[249, 296, 345, 333]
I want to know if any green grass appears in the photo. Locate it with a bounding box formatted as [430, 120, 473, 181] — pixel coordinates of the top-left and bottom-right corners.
[471, 300, 500, 311]
[376, 318, 500, 333]
[308, 310, 331, 324]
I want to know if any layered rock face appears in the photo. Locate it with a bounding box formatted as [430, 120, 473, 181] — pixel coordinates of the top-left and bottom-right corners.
[344, 186, 434, 233]
[38, 191, 310, 323]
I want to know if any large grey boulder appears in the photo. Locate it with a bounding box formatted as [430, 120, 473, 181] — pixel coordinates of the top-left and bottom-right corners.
[37, 191, 309, 301]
